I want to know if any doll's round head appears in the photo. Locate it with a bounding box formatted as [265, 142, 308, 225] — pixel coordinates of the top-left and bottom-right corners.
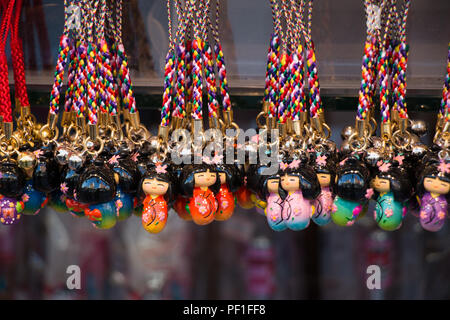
[138, 164, 173, 203]
[215, 163, 242, 192]
[180, 163, 221, 198]
[76, 159, 117, 204]
[416, 159, 450, 197]
[0, 159, 26, 198]
[32, 146, 61, 193]
[278, 160, 321, 200]
[372, 163, 412, 203]
[313, 153, 336, 189]
[333, 156, 371, 202]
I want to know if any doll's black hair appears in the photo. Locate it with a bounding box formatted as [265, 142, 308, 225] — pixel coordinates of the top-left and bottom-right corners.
[373, 165, 412, 203]
[0, 159, 25, 197]
[76, 158, 117, 204]
[110, 157, 140, 194]
[180, 163, 221, 198]
[138, 165, 174, 204]
[260, 172, 281, 201]
[278, 164, 321, 200]
[33, 144, 61, 193]
[416, 159, 450, 199]
[215, 163, 242, 193]
[332, 156, 371, 202]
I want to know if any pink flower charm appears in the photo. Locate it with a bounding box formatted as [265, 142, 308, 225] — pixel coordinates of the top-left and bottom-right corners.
[438, 161, 450, 174]
[339, 158, 347, 166]
[202, 156, 213, 164]
[365, 188, 374, 199]
[155, 163, 168, 174]
[157, 211, 166, 221]
[34, 149, 43, 159]
[199, 205, 208, 215]
[331, 204, 338, 213]
[377, 161, 391, 172]
[316, 155, 327, 166]
[270, 213, 278, 221]
[393, 155, 404, 165]
[289, 159, 300, 169]
[420, 211, 428, 220]
[346, 220, 355, 226]
[221, 200, 229, 209]
[280, 162, 289, 171]
[60, 183, 68, 194]
[212, 154, 223, 165]
[385, 208, 393, 218]
[251, 134, 259, 144]
[22, 194, 30, 203]
[108, 154, 120, 165]
[130, 152, 139, 162]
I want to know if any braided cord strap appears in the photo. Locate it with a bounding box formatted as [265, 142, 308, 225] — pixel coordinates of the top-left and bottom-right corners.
[160, 0, 176, 126]
[64, 38, 78, 113]
[356, 0, 381, 121]
[304, 0, 321, 119]
[10, 0, 29, 108]
[115, 0, 136, 115]
[173, 0, 186, 119]
[49, 0, 73, 117]
[267, 0, 282, 118]
[393, 0, 410, 120]
[85, 0, 99, 125]
[291, 44, 305, 120]
[378, 40, 392, 123]
[161, 50, 176, 126]
[204, 41, 219, 118]
[191, 0, 203, 120]
[278, 52, 291, 123]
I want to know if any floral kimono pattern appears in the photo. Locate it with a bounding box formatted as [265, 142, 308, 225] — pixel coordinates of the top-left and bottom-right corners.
[374, 191, 406, 231]
[312, 186, 333, 226]
[282, 190, 313, 231]
[188, 187, 218, 225]
[265, 193, 286, 231]
[142, 195, 168, 233]
[215, 184, 235, 221]
[419, 193, 447, 232]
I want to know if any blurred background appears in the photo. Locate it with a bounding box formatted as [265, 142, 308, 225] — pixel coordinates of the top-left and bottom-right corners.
[0, 0, 448, 299]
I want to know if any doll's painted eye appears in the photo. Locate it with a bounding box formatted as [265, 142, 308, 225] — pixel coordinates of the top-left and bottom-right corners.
[289, 178, 296, 182]
[157, 183, 165, 187]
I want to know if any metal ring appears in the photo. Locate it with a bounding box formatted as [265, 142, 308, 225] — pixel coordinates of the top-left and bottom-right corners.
[255, 111, 267, 129]
[391, 130, 412, 150]
[39, 124, 59, 144]
[0, 135, 19, 156]
[83, 136, 105, 156]
[348, 132, 368, 152]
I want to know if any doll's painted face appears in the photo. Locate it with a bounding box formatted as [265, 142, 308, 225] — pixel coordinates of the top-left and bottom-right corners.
[372, 176, 390, 193]
[281, 174, 299, 192]
[423, 177, 450, 195]
[219, 172, 226, 185]
[267, 178, 279, 193]
[317, 173, 331, 187]
[142, 178, 169, 196]
[194, 169, 217, 188]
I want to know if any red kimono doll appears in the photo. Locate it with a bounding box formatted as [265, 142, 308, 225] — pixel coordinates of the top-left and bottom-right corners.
[215, 164, 242, 221]
[181, 164, 221, 226]
[140, 163, 173, 234]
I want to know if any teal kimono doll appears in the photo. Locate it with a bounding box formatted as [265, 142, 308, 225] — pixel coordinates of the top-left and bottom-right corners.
[331, 156, 371, 227]
[371, 162, 411, 231]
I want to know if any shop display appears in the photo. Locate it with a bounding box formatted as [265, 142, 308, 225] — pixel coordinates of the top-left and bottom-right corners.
[0, 0, 447, 236]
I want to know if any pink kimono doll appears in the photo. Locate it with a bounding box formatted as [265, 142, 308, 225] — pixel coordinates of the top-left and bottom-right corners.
[278, 159, 321, 231]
